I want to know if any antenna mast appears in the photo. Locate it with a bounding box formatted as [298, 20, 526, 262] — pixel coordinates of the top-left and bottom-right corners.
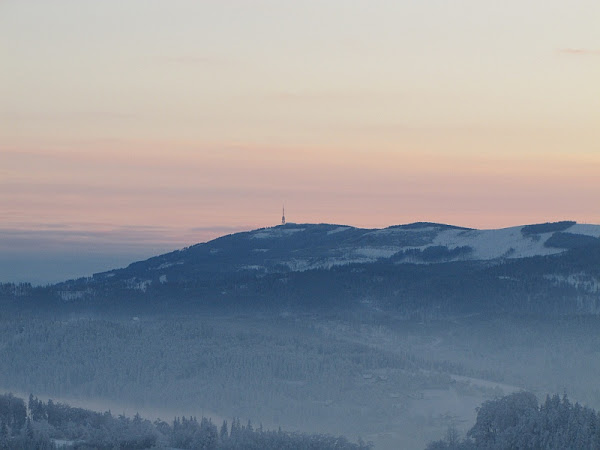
[281, 205, 286, 225]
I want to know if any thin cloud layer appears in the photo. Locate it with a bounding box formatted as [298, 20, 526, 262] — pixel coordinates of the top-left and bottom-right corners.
[557, 48, 600, 55]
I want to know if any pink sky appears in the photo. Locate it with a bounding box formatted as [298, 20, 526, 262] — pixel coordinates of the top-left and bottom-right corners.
[2, 0, 600, 254]
[3, 142, 599, 246]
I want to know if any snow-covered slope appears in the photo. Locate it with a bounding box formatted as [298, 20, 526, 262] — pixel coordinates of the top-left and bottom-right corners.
[72, 220, 600, 285]
[431, 226, 562, 260]
[45, 220, 600, 315]
[119, 221, 598, 276]
[221, 221, 600, 272]
[566, 223, 600, 238]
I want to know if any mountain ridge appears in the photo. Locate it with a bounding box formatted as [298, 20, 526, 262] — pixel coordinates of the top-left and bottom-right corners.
[3, 220, 600, 316]
[93, 219, 596, 279]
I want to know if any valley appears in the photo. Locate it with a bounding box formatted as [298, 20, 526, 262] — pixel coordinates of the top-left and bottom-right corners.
[2, 310, 600, 449]
[2, 221, 600, 448]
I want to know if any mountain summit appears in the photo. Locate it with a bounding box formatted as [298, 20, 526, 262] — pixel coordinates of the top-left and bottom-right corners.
[89, 220, 598, 279]
[31, 220, 598, 316]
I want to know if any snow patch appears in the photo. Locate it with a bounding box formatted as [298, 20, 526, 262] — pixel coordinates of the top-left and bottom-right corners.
[58, 290, 92, 302]
[126, 278, 152, 292]
[367, 226, 438, 236]
[252, 227, 305, 239]
[159, 274, 167, 284]
[253, 248, 269, 252]
[240, 265, 263, 271]
[354, 247, 399, 259]
[432, 226, 562, 260]
[283, 255, 378, 272]
[52, 439, 77, 449]
[283, 259, 313, 271]
[153, 261, 183, 270]
[544, 273, 600, 293]
[327, 226, 351, 235]
[566, 224, 600, 238]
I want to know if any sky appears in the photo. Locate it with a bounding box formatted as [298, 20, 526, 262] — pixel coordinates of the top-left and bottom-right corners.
[1, 0, 599, 283]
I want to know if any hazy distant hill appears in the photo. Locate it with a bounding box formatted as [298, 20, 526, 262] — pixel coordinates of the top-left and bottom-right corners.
[4, 220, 600, 315]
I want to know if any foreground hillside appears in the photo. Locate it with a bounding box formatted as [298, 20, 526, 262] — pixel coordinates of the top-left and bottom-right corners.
[3, 390, 595, 450]
[426, 392, 600, 449]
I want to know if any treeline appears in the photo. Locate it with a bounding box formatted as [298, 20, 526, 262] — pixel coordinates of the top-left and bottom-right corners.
[1, 393, 371, 449]
[0, 393, 54, 449]
[427, 391, 600, 449]
[3, 249, 600, 319]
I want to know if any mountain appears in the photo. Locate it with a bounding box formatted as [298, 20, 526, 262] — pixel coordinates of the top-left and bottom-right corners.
[4, 220, 600, 315]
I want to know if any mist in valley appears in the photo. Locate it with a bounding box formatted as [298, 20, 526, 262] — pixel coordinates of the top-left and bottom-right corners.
[2, 306, 600, 449]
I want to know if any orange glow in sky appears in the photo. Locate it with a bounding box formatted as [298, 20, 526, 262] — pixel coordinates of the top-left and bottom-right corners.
[1, 0, 600, 252]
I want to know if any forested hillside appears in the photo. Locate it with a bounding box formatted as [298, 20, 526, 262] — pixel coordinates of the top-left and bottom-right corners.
[2, 222, 599, 317]
[3, 312, 600, 449]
